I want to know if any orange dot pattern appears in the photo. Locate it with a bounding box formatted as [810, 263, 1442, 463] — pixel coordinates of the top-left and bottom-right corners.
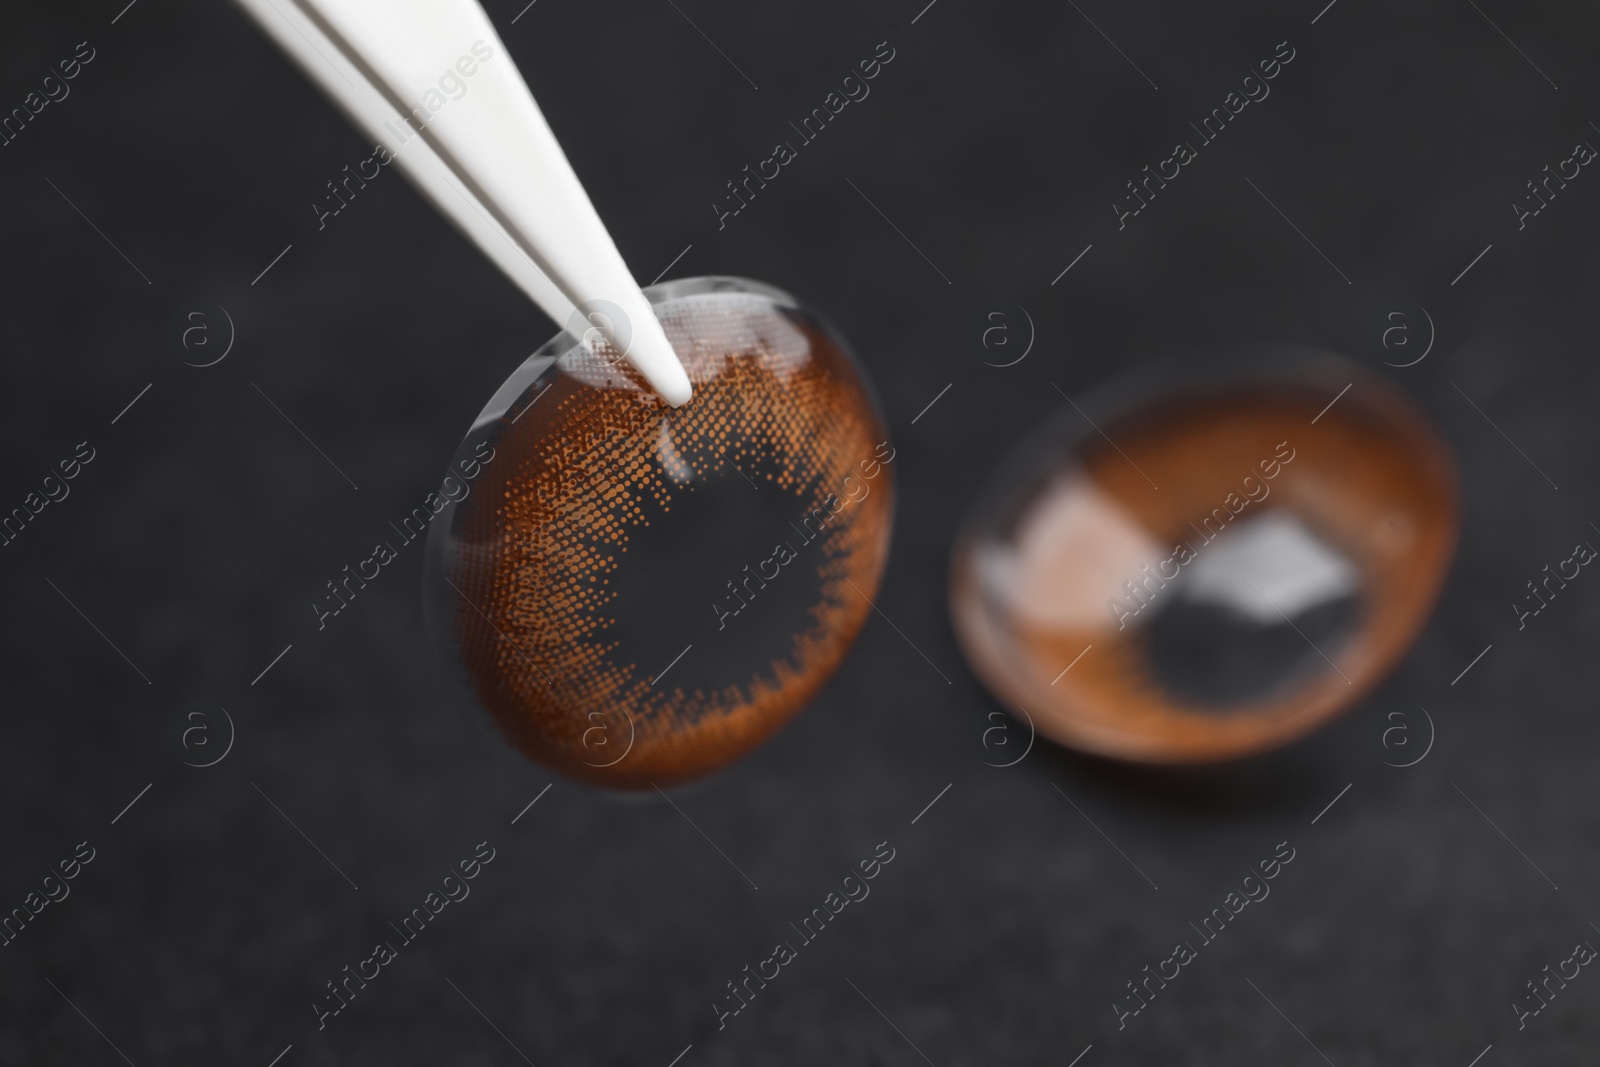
[445, 292, 893, 788]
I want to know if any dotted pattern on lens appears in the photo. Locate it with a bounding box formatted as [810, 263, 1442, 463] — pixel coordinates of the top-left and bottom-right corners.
[445, 293, 893, 789]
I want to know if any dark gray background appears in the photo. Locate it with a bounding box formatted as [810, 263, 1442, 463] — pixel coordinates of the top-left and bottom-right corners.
[3, 0, 1598, 1063]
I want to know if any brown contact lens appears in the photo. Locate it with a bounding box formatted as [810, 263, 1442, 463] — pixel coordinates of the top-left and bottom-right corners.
[950, 357, 1459, 763]
[425, 277, 893, 789]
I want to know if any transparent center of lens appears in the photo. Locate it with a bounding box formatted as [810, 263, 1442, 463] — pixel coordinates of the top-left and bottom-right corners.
[1142, 512, 1361, 707]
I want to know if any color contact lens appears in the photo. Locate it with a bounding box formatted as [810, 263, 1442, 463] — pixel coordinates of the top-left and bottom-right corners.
[426, 277, 893, 789]
[950, 355, 1458, 763]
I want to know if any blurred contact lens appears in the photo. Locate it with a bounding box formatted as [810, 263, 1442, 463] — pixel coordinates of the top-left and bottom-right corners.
[950, 353, 1458, 763]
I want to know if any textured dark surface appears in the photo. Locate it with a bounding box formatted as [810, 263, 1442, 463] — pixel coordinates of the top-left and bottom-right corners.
[2, 0, 1599, 1063]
